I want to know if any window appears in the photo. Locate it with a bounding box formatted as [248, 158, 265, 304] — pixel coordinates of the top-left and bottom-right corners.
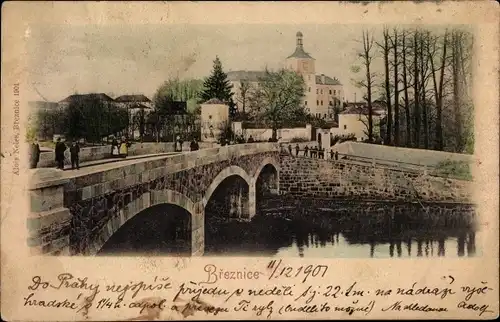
[321, 100, 323, 106]
[329, 101, 333, 106]
[209, 115, 213, 120]
[334, 90, 337, 95]
[305, 101, 308, 106]
[324, 113, 327, 118]
[344, 125, 347, 130]
[329, 90, 332, 95]
[316, 89, 319, 94]
[317, 100, 319, 105]
[321, 89, 323, 94]
[308, 87, 311, 92]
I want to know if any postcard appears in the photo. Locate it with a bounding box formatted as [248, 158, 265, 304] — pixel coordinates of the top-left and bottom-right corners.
[1, 1, 498, 320]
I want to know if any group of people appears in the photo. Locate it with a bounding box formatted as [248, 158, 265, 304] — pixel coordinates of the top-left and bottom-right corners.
[54, 138, 81, 170]
[286, 144, 339, 160]
[111, 137, 129, 158]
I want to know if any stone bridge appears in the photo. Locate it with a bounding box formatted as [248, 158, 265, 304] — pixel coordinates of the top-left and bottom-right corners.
[29, 143, 280, 256]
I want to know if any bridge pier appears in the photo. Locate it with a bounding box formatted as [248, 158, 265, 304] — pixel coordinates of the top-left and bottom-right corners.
[228, 184, 256, 221]
[28, 169, 71, 256]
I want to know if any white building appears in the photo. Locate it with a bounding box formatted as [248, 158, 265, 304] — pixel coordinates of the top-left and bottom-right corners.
[330, 105, 383, 142]
[200, 98, 230, 142]
[227, 31, 344, 120]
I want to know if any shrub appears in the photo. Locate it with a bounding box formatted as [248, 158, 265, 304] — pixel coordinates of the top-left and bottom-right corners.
[290, 137, 309, 143]
[434, 160, 472, 181]
[331, 133, 357, 146]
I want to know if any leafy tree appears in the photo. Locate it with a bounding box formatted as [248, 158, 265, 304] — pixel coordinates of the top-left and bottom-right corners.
[248, 69, 306, 140]
[64, 97, 127, 142]
[155, 78, 203, 114]
[199, 56, 236, 115]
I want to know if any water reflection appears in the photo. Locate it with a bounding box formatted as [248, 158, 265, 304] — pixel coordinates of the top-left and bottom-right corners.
[204, 199, 478, 258]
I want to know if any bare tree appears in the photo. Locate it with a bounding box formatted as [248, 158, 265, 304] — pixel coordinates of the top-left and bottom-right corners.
[236, 79, 252, 115]
[391, 28, 401, 146]
[356, 30, 377, 142]
[412, 29, 421, 147]
[428, 30, 448, 151]
[401, 29, 412, 147]
[377, 27, 393, 145]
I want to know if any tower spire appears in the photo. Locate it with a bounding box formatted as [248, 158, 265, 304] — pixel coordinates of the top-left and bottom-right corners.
[296, 31, 303, 49]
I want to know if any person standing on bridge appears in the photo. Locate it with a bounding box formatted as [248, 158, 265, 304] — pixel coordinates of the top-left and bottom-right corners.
[295, 144, 300, 156]
[119, 137, 128, 158]
[29, 138, 41, 169]
[304, 145, 309, 157]
[288, 144, 292, 155]
[190, 138, 199, 151]
[111, 136, 119, 158]
[54, 137, 66, 170]
[330, 149, 334, 160]
[70, 141, 80, 170]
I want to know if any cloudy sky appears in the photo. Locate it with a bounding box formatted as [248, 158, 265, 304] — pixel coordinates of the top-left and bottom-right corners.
[26, 24, 400, 102]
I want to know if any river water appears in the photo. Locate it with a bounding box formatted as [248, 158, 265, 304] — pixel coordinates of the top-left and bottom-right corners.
[97, 197, 478, 258]
[204, 198, 479, 258]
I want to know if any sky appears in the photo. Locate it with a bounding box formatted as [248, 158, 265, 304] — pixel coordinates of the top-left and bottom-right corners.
[25, 24, 409, 103]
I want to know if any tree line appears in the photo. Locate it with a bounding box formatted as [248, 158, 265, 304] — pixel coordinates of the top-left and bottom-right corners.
[353, 26, 474, 154]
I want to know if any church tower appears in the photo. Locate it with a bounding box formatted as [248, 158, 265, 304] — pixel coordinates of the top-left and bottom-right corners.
[285, 31, 317, 114]
[285, 31, 316, 75]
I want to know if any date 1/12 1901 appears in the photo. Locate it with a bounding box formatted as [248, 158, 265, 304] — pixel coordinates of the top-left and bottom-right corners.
[267, 260, 328, 283]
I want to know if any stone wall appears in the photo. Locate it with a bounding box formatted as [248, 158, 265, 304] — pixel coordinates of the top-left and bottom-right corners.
[38, 141, 217, 167]
[279, 155, 473, 203]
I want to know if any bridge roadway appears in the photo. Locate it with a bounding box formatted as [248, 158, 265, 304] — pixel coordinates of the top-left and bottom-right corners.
[39, 152, 181, 181]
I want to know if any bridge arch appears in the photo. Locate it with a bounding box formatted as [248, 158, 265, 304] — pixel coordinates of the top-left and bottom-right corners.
[92, 189, 204, 256]
[203, 165, 256, 220]
[253, 157, 280, 196]
[203, 166, 253, 207]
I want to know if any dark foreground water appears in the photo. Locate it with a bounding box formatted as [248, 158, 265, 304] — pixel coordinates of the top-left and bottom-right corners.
[204, 199, 478, 258]
[97, 198, 478, 258]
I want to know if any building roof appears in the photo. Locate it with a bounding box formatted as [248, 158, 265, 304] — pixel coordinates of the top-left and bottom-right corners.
[28, 101, 59, 109]
[340, 106, 382, 116]
[226, 70, 266, 82]
[59, 93, 114, 103]
[286, 46, 314, 59]
[203, 98, 225, 105]
[316, 74, 342, 86]
[114, 94, 151, 103]
[128, 103, 152, 109]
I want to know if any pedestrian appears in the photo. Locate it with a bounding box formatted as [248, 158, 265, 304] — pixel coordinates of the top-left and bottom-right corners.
[70, 141, 80, 170]
[311, 146, 316, 158]
[54, 138, 66, 170]
[179, 136, 184, 152]
[247, 135, 254, 143]
[304, 146, 309, 157]
[29, 138, 41, 169]
[295, 144, 300, 156]
[335, 151, 339, 161]
[119, 136, 128, 158]
[190, 138, 199, 151]
[320, 147, 324, 159]
[330, 149, 334, 160]
[111, 136, 119, 158]
[288, 144, 292, 155]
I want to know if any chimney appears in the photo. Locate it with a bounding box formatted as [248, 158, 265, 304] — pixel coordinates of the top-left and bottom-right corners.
[321, 74, 325, 84]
